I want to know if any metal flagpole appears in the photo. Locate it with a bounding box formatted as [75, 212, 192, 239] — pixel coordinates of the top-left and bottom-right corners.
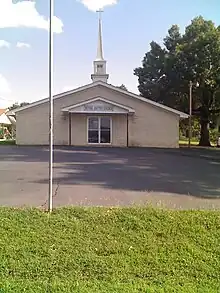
[48, 0, 54, 212]
[188, 81, 192, 148]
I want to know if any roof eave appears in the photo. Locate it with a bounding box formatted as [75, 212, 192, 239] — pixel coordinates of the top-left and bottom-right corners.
[180, 113, 189, 119]
[11, 81, 100, 114]
[10, 80, 189, 118]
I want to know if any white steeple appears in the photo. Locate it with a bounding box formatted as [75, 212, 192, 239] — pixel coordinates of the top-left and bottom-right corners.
[91, 9, 109, 83]
[96, 12, 104, 61]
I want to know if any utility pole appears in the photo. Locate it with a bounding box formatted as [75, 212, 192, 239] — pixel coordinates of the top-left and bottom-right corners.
[48, 0, 54, 212]
[188, 81, 193, 148]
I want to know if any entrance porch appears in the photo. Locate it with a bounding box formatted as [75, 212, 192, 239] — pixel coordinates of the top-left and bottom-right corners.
[62, 97, 135, 147]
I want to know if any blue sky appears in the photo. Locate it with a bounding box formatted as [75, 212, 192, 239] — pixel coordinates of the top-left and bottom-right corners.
[0, 0, 219, 108]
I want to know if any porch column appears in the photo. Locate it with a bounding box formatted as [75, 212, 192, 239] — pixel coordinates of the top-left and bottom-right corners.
[68, 112, 72, 146]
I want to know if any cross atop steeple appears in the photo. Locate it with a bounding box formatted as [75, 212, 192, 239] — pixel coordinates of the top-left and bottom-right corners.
[91, 9, 109, 83]
[96, 8, 104, 19]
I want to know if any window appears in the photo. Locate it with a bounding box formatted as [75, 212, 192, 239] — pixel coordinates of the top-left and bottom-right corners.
[96, 64, 103, 74]
[88, 117, 111, 144]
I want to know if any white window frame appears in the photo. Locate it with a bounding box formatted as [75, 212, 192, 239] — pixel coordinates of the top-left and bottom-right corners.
[87, 116, 112, 145]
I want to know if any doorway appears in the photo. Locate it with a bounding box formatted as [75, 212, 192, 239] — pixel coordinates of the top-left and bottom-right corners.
[87, 116, 112, 144]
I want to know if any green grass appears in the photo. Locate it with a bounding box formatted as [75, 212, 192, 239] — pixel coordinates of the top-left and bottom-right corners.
[179, 138, 218, 148]
[179, 139, 199, 146]
[0, 207, 220, 292]
[0, 139, 15, 145]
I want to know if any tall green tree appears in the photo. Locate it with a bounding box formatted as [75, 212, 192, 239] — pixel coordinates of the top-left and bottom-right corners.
[134, 16, 220, 146]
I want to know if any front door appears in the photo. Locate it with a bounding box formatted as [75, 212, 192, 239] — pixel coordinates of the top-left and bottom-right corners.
[87, 116, 112, 144]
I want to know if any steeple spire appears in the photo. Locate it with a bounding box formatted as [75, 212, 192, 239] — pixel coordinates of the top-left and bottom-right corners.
[91, 9, 109, 83]
[96, 9, 104, 61]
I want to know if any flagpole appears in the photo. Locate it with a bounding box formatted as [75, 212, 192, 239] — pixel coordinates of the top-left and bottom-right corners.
[48, 0, 54, 212]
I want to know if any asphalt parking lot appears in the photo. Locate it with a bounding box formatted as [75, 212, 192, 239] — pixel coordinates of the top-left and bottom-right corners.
[0, 146, 220, 209]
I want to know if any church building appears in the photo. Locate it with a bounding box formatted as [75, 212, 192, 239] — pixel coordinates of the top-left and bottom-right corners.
[10, 13, 188, 148]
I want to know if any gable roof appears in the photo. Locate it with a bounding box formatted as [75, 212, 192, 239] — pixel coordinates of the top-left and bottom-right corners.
[62, 96, 135, 113]
[0, 112, 11, 125]
[9, 81, 188, 118]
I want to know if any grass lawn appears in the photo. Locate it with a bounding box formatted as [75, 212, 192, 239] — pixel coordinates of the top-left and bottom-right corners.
[0, 139, 15, 145]
[0, 207, 220, 293]
[179, 139, 218, 148]
[179, 139, 199, 146]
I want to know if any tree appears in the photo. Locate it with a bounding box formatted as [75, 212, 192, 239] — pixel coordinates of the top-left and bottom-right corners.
[8, 102, 30, 111]
[117, 84, 128, 91]
[134, 16, 220, 146]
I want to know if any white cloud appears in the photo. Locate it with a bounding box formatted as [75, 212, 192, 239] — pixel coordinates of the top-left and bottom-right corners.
[0, 0, 63, 33]
[0, 74, 11, 94]
[0, 40, 10, 48]
[78, 0, 118, 11]
[16, 42, 31, 49]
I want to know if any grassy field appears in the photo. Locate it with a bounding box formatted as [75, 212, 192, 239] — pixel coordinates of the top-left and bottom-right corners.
[179, 139, 199, 146]
[179, 139, 219, 148]
[0, 207, 219, 293]
[0, 139, 15, 145]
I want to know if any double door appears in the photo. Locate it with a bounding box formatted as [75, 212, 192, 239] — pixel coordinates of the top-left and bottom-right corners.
[87, 116, 111, 144]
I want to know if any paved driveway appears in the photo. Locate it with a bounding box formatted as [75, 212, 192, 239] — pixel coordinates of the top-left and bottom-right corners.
[0, 146, 220, 209]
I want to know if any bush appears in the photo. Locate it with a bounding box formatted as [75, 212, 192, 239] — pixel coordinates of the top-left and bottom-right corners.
[210, 128, 219, 143]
